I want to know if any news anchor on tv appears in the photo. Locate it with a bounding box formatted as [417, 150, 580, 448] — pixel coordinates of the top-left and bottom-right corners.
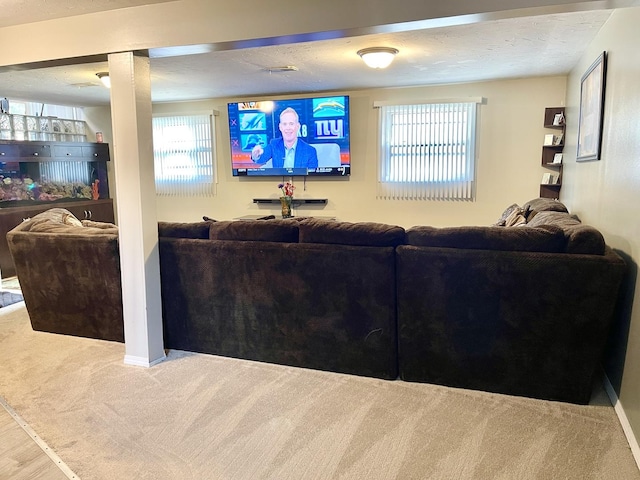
[250, 107, 318, 169]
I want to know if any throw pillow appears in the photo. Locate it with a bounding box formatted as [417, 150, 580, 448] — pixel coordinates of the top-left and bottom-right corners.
[503, 206, 527, 227]
[494, 203, 521, 226]
[526, 211, 581, 229]
[522, 198, 569, 221]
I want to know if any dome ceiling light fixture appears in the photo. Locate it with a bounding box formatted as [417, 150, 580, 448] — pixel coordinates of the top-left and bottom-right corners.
[96, 72, 111, 88]
[357, 47, 399, 69]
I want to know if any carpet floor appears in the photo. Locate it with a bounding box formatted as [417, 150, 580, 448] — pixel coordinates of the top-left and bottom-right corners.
[0, 303, 638, 480]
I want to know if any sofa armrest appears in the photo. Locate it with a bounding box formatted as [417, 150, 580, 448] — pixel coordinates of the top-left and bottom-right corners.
[7, 230, 124, 342]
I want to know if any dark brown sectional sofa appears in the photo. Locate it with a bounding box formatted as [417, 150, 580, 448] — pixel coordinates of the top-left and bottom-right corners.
[6, 198, 626, 404]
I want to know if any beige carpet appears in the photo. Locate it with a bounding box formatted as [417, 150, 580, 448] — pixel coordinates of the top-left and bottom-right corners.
[0, 303, 638, 480]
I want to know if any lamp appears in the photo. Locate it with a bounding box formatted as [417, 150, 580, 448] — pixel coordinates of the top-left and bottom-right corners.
[357, 47, 399, 69]
[96, 72, 111, 88]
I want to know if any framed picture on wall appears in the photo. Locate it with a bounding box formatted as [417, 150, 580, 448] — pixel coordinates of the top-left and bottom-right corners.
[577, 51, 607, 162]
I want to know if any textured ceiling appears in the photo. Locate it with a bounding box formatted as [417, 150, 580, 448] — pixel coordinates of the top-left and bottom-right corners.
[0, 7, 612, 106]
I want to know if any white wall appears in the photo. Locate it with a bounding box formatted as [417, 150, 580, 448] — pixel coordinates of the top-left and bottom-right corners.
[562, 7, 640, 445]
[152, 76, 566, 227]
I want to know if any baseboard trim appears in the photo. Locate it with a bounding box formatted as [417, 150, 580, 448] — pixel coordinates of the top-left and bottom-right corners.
[604, 374, 640, 471]
[123, 353, 166, 368]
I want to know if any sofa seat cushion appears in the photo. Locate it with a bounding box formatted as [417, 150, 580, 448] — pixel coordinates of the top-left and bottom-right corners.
[158, 221, 211, 239]
[298, 219, 406, 247]
[406, 225, 566, 253]
[209, 220, 299, 243]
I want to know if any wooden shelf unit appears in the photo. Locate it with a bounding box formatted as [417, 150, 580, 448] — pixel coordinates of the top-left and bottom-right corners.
[540, 107, 565, 199]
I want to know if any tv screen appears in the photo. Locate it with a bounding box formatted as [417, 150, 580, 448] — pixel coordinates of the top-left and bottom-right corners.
[228, 95, 350, 176]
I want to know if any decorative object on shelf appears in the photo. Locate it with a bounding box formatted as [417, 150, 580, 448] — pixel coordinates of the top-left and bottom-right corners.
[0, 113, 87, 141]
[91, 180, 100, 200]
[279, 196, 292, 218]
[552, 112, 565, 126]
[544, 133, 563, 146]
[278, 182, 295, 218]
[577, 51, 607, 162]
[541, 173, 558, 185]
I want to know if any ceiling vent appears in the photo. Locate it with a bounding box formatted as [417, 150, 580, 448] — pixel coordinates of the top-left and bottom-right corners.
[265, 66, 299, 73]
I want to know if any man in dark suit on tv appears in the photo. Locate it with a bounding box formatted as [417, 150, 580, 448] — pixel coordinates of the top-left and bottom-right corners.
[250, 107, 318, 169]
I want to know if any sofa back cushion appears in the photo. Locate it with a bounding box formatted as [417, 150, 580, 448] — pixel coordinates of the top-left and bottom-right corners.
[298, 219, 406, 247]
[405, 225, 566, 253]
[209, 220, 299, 243]
[158, 221, 211, 239]
[526, 211, 605, 255]
[523, 198, 569, 221]
[526, 211, 580, 228]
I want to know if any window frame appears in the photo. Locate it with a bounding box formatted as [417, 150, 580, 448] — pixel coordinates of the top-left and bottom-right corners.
[152, 111, 218, 197]
[375, 98, 482, 201]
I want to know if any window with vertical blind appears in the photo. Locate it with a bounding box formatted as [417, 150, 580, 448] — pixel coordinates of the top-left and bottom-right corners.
[376, 100, 480, 200]
[152, 113, 216, 196]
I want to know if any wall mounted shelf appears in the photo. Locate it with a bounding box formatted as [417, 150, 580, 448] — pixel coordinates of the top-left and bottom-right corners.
[253, 198, 328, 206]
[540, 107, 565, 199]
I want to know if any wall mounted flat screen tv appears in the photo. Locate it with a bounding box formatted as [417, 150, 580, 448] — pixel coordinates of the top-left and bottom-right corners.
[228, 95, 350, 176]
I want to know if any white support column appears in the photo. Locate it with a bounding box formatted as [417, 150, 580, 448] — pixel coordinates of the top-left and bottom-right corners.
[108, 51, 165, 367]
